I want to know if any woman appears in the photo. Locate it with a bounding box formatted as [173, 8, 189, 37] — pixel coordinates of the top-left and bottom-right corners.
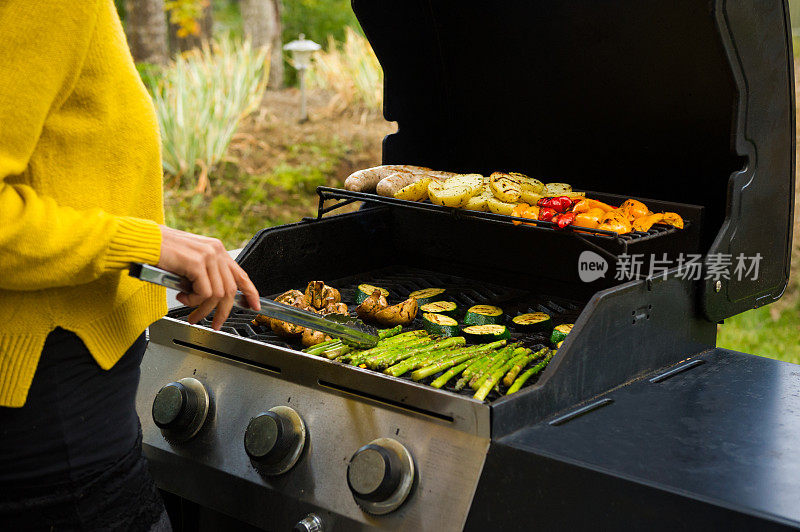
[0, 1, 260, 529]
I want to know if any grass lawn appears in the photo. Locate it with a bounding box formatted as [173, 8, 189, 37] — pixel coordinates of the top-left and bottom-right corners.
[719, 304, 800, 364]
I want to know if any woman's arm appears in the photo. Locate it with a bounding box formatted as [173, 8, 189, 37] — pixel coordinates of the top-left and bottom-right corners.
[0, 1, 259, 328]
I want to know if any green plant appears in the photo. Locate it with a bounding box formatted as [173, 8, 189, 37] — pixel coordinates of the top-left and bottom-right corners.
[306, 27, 383, 112]
[148, 37, 269, 192]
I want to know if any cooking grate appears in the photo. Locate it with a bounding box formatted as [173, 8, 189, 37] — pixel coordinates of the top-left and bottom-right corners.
[314, 186, 686, 242]
[167, 266, 583, 401]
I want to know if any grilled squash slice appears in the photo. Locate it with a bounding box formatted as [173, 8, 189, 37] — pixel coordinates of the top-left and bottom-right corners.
[463, 324, 511, 343]
[463, 305, 504, 326]
[355, 284, 389, 304]
[409, 287, 446, 306]
[423, 313, 460, 337]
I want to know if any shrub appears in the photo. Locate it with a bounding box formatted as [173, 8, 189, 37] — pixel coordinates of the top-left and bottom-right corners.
[306, 27, 383, 113]
[147, 37, 269, 192]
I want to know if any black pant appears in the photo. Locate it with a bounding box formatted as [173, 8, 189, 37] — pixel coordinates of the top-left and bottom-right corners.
[0, 328, 167, 531]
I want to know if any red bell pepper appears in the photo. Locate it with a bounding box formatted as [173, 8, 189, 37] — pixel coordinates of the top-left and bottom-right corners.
[554, 212, 576, 229]
[538, 207, 557, 222]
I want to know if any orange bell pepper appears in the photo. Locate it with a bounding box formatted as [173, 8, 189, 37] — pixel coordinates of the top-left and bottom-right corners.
[522, 205, 540, 226]
[619, 199, 649, 221]
[661, 212, 684, 229]
[598, 210, 632, 234]
[511, 203, 530, 225]
[571, 199, 616, 214]
[632, 213, 664, 232]
[574, 207, 605, 229]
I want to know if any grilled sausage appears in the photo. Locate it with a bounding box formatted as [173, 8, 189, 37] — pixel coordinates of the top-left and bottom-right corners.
[376, 173, 426, 197]
[344, 165, 417, 192]
[344, 164, 459, 193]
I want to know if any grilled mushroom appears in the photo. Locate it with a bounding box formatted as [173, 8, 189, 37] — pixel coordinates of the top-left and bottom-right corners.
[301, 327, 330, 347]
[305, 281, 342, 310]
[320, 299, 348, 316]
[373, 297, 418, 327]
[356, 290, 388, 319]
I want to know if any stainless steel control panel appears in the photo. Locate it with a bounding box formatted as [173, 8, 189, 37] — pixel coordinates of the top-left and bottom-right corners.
[136, 325, 490, 531]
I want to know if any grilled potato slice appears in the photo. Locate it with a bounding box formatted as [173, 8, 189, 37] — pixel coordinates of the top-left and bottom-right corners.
[514, 174, 545, 195]
[445, 173, 484, 193]
[428, 174, 483, 208]
[394, 177, 433, 202]
[464, 187, 494, 211]
[489, 172, 522, 203]
[487, 196, 518, 215]
[428, 182, 473, 208]
[519, 189, 543, 205]
[542, 182, 572, 196]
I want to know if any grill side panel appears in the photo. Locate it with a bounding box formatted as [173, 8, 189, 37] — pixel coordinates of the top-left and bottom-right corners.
[491, 275, 716, 437]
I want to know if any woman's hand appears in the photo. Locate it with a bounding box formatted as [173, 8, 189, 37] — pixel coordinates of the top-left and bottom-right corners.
[157, 226, 261, 330]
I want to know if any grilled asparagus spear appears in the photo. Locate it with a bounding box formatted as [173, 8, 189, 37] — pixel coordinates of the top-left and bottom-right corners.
[469, 346, 518, 389]
[502, 348, 548, 387]
[348, 336, 433, 365]
[368, 337, 464, 370]
[384, 344, 465, 377]
[474, 347, 530, 400]
[410, 350, 488, 381]
[506, 351, 555, 394]
[429, 341, 509, 388]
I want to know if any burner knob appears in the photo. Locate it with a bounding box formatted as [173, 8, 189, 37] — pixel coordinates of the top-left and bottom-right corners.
[151, 378, 209, 442]
[244, 406, 306, 475]
[293, 513, 324, 532]
[347, 438, 415, 514]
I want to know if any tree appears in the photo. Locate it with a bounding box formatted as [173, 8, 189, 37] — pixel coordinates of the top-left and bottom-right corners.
[241, 0, 284, 88]
[166, 0, 214, 53]
[125, 0, 169, 64]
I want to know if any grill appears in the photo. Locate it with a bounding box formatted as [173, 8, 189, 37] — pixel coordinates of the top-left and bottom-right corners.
[167, 265, 583, 401]
[135, 1, 798, 531]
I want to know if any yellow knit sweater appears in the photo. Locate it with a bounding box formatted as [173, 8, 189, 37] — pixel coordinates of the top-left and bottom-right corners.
[0, 0, 167, 407]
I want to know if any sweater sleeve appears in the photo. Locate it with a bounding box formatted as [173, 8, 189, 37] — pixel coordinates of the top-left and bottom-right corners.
[0, 1, 162, 291]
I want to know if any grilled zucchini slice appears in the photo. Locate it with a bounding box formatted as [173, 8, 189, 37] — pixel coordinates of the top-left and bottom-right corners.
[419, 300, 459, 318]
[512, 312, 552, 332]
[355, 283, 389, 304]
[409, 287, 446, 306]
[550, 323, 574, 345]
[422, 313, 459, 337]
[463, 305, 504, 326]
[463, 324, 511, 343]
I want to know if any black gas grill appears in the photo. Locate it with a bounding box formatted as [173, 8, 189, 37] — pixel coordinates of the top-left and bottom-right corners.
[136, 1, 799, 530]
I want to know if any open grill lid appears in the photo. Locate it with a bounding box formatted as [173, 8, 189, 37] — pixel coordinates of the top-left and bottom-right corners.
[351, 0, 795, 322]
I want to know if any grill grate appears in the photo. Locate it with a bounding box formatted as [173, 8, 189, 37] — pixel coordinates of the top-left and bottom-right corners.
[167, 266, 584, 401]
[314, 186, 686, 242]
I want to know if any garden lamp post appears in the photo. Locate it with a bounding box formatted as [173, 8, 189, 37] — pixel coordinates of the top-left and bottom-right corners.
[284, 34, 321, 123]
